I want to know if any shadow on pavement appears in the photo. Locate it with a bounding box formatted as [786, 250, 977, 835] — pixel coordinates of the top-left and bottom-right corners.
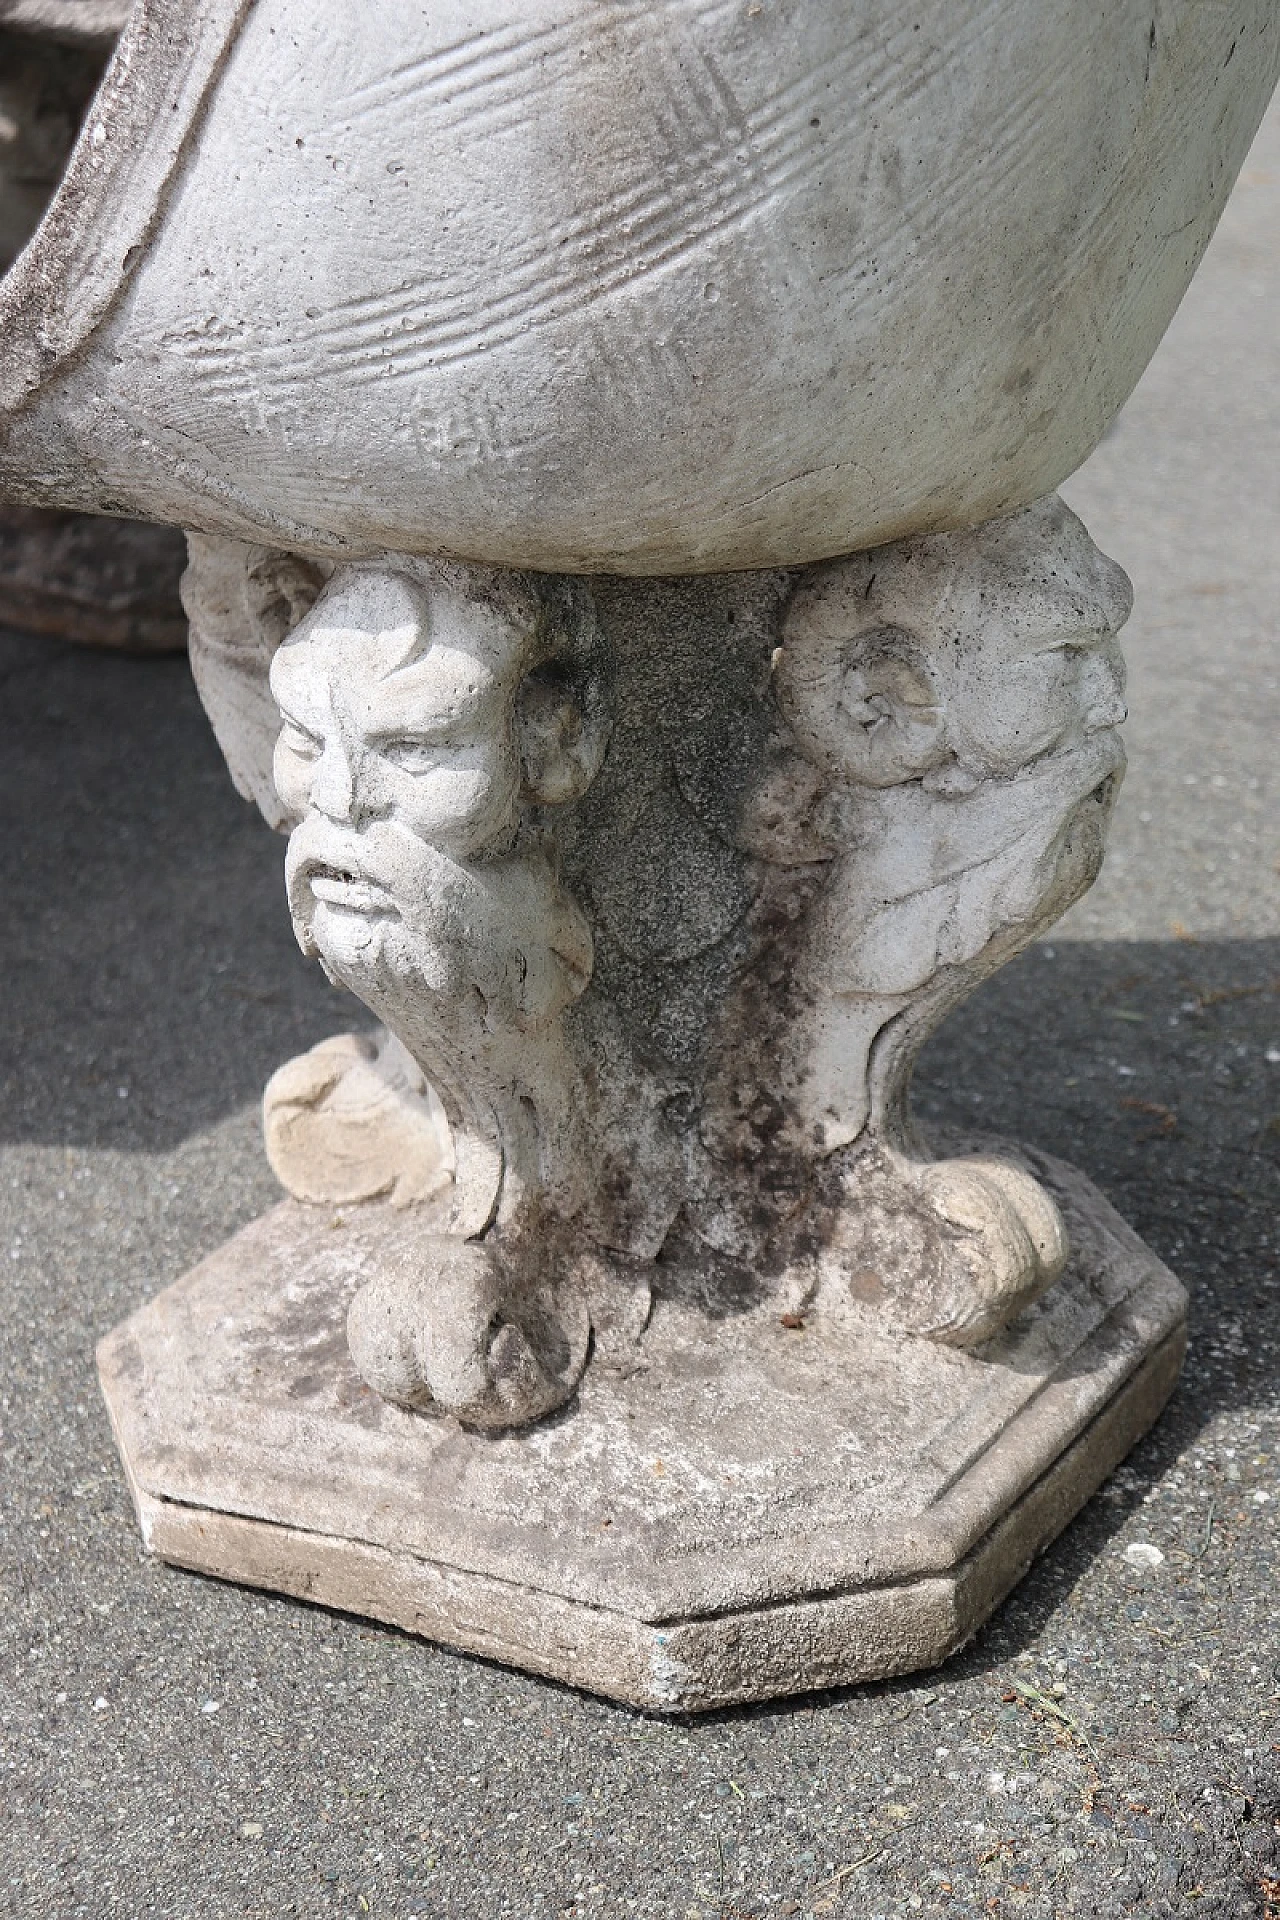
[0, 624, 342, 1151]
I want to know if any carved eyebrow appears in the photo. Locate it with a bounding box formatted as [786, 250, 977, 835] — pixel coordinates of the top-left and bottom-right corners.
[275, 705, 322, 738]
[1038, 633, 1110, 653]
[365, 718, 463, 748]
[359, 671, 499, 735]
[1025, 620, 1114, 653]
[268, 647, 326, 716]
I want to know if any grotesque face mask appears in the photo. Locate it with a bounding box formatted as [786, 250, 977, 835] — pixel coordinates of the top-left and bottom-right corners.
[776, 495, 1131, 795]
[270, 562, 606, 1025]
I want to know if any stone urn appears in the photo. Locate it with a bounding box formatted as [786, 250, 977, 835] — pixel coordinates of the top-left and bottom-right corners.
[6, 0, 1277, 1709]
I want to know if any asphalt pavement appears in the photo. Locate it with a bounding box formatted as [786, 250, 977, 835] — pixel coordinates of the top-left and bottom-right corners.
[1, 97, 1278, 1920]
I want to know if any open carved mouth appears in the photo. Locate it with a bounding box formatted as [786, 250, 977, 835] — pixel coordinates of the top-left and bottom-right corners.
[305, 861, 396, 916]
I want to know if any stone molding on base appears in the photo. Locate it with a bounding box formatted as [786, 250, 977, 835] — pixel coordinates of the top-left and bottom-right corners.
[98, 1151, 1185, 1712]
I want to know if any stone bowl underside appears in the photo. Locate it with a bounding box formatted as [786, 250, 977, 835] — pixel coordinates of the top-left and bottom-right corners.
[2, 0, 1278, 572]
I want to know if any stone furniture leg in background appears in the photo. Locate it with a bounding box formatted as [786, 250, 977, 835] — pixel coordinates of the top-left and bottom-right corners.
[98, 497, 1187, 1710]
[0, 14, 189, 654]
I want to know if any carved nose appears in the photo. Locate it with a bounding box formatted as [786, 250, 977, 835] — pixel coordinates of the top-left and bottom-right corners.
[310, 736, 360, 823]
[1087, 687, 1128, 732]
[1081, 653, 1127, 733]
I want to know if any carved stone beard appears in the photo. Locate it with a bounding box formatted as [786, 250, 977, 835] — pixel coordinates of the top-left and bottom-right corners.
[284, 812, 594, 1237]
[790, 726, 1125, 1143]
[847, 725, 1127, 1152]
[693, 724, 1125, 1251]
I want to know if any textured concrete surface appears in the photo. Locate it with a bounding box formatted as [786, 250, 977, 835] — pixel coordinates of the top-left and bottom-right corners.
[1, 99, 1278, 1920]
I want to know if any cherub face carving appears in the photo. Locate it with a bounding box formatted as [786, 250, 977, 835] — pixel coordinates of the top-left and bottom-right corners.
[270, 563, 606, 1027]
[776, 495, 1130, 794]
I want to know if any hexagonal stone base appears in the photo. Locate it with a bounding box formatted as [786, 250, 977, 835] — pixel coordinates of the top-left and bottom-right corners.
[97, 1149, 1185, 1711]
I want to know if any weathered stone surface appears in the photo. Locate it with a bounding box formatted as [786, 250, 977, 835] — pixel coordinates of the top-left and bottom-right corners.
[216, 498, 1130, 1429]
[182, 534, 330, 825]
[0, 22, 107, 274]
[1, 1, 1276, 569]
[98, 1147, 1186, 1711]
[0, 24, 190, 655]
[7, 0, 1237, 1704]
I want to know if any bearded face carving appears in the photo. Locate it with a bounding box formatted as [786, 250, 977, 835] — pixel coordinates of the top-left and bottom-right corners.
[266, 562, 620, 1428]
[271, 564, 608, 1216]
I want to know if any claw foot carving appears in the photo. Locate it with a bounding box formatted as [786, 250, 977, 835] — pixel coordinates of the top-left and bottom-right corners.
[813, 1147, 1069, 1347]
[346, 1238, 593, 1431]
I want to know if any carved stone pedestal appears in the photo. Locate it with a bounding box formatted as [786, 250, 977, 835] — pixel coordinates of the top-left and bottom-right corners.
[98, 1149, 1184, 1712]
[1, 0, 1267, 1712]
[93, 495, 1190, 1704]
